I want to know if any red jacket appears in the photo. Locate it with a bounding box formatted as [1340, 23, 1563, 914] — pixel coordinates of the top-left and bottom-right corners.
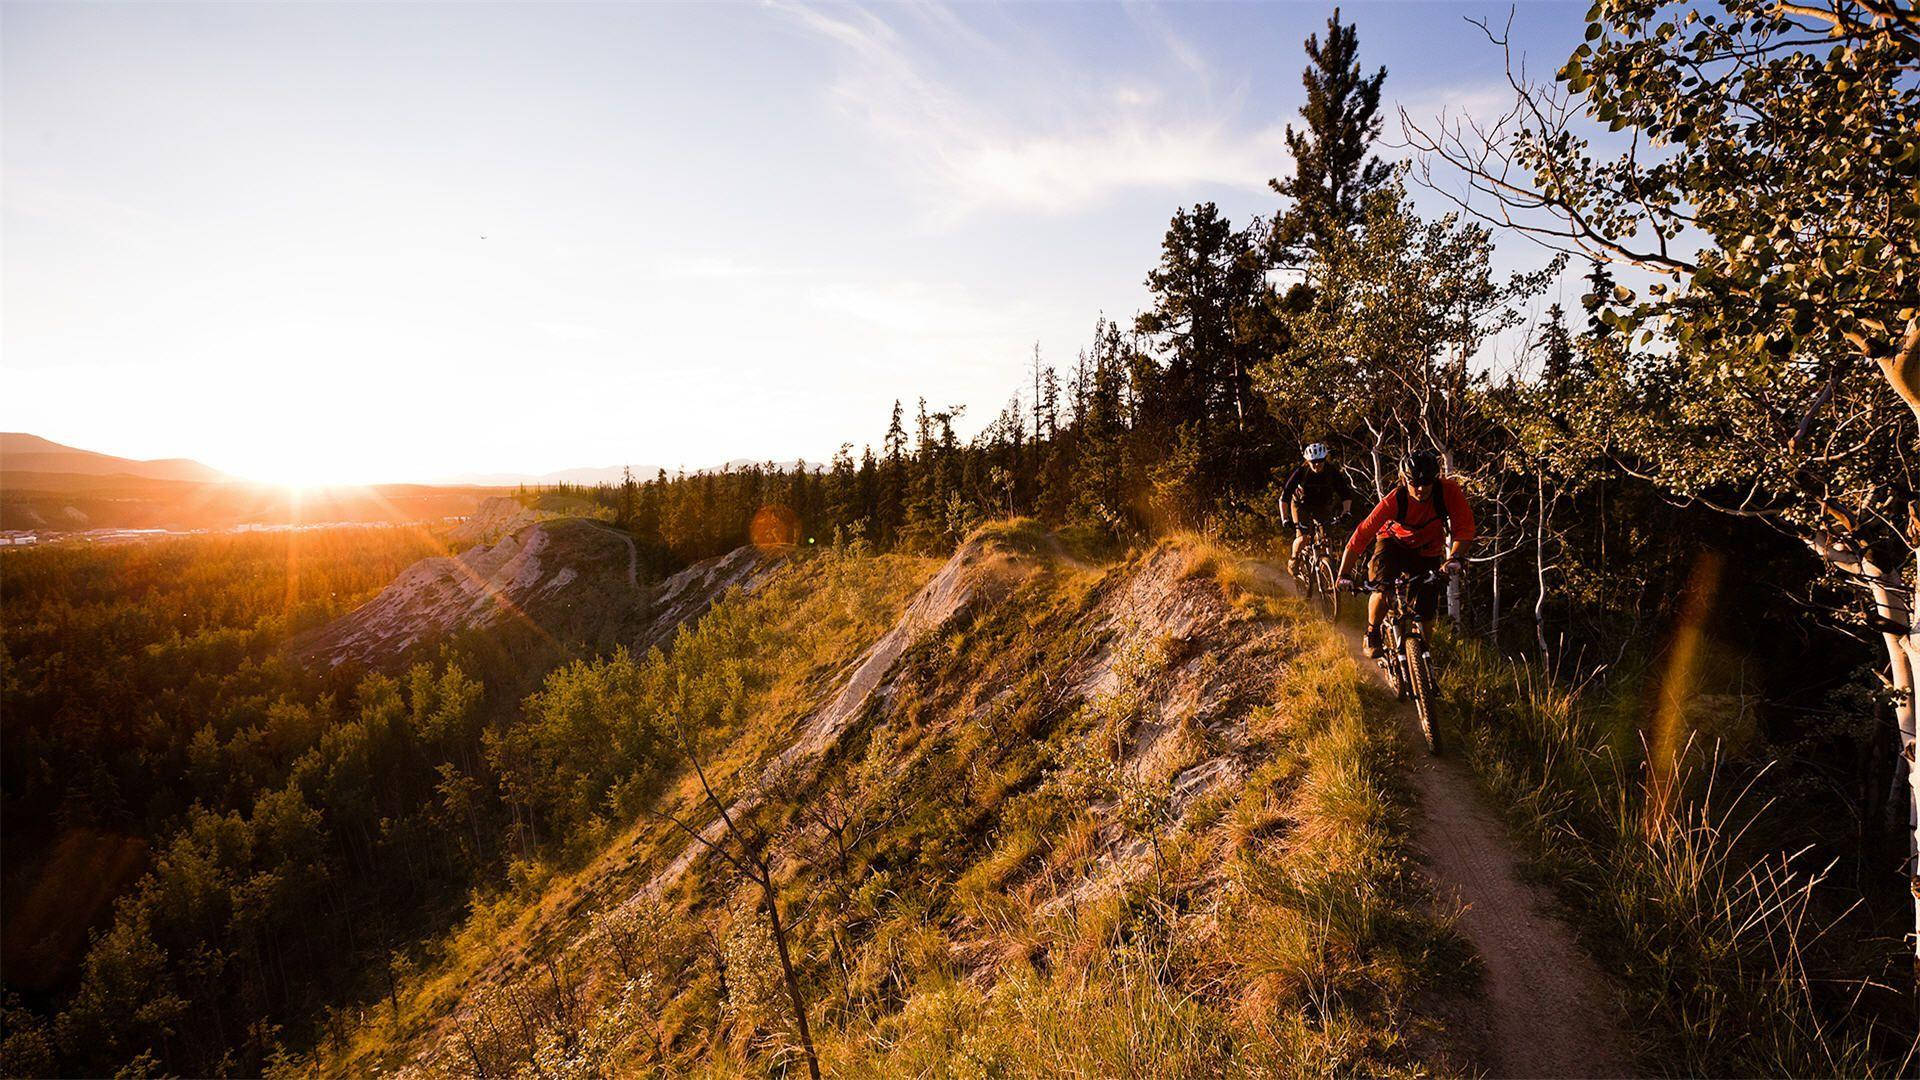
[1347, 478, 1475, 558]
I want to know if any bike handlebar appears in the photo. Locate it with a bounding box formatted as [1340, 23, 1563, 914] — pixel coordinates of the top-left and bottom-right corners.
[1343, 569, 1449, 593]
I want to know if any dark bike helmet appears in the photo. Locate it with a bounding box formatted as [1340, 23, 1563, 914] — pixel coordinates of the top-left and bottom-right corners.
[1400, 450, 1442, 487]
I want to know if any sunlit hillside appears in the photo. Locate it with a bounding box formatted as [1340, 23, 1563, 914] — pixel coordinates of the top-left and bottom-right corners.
[6, 0, 1918, 1077]
[310, 527, 1482, 1077]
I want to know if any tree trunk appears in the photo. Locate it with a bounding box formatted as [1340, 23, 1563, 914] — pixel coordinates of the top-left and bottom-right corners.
[1366, 423, 1388, 499]
[1491, 547, 1502, 639]
[758, 875, 821, 1080]
[1535, 468, 1552, 667]
[1491, 493, 1504, 639]
[1811, 532, 1918, 976]
[1440, 447, 1463, 621]
[1898, 559, 1919, 981]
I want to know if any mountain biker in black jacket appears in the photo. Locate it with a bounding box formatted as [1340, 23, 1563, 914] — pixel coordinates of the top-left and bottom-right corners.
[1280, 442, 1354, 577]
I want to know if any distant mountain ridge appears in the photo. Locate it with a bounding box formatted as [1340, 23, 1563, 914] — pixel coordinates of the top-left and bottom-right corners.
[1, 433, 229, 483]
[1, 432, 808, 496]
[0, 433, 493, 531]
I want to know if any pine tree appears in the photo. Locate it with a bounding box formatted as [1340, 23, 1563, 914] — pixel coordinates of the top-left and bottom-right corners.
[1040, 366, 1060, 442]
[901, 399, 945, 551]
[1537, 303, 1577, 386]
[615, 466, 638, 530]
[1268, 7, 1389, 265]
[826, 444, 857, 535]
[879, 400, 908, 543]
[1136, 202, 1264, 437]
[1075, 324, 1130, 530]
[1579, 260, 1618, 341]
[1030, 343, 1045, 442]
[1136, 204, 1268, 498]
[637, 471, 662, 543]
[855, 446, 879, 535]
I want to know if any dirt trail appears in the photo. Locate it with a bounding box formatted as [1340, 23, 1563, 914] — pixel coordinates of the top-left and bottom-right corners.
[1253, 562, 1635, 1078]
[585, 520, 639, 591]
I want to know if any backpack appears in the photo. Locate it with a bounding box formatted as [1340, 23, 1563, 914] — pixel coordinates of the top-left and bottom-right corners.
[1394, 482, 1451, 543]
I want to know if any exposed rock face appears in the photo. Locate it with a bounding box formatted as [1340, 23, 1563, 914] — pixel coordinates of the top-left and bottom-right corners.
[293, 518, 630, 668]
[293, 519, 783, 670]
[648, 532, 1037, 891]
[639, 546, 787, 652]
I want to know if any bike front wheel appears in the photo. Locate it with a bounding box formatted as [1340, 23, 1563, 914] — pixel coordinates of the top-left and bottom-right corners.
[1404, 633, 1441, 755]
[1312, 558, 1339, 618]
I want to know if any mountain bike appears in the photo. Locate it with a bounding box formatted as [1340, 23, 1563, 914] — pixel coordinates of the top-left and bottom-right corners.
[1352, 570, 1445, 754]
[1289, 517, 1345, 618]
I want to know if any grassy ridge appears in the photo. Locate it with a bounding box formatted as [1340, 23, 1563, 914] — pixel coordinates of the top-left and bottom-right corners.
[822, 544, 1471, 1076]
[316, 530, 1476, 1077]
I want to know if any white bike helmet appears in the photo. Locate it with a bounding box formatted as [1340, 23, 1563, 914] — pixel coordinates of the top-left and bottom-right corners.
[1303, 443, 1330, 463]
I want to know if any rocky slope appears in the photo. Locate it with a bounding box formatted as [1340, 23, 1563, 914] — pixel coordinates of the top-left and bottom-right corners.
[292, 518, 782, 669]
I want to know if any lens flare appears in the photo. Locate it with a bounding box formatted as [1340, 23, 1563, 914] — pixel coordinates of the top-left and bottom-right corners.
[1645, 550, 1722, 838]
[750, 504, 800, 548]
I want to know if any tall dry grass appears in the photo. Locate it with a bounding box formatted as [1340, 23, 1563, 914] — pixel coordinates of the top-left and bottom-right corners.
[1439, 638, 1910, 1076]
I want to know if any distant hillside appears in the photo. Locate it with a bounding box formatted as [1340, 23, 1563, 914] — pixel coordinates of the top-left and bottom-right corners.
[0, 435, 503, 531]
[0, 433, 229, 483]
[0, 477, 495, 532]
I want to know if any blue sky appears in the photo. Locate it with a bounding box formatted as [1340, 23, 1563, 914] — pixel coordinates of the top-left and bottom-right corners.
[3, 1, 1592, 485]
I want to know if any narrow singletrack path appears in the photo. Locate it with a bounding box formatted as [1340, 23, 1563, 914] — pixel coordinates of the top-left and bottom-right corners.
[586, 519, 640, 592]
[1252, 561, 1635, 1078]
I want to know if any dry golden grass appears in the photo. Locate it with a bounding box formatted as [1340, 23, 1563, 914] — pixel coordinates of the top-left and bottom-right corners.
[322, 533, 1471, 1078]
[1440, 636, 1905, 1076]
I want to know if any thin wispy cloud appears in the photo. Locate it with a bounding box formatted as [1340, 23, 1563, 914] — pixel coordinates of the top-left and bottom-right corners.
[772, 1, 1290, 221]
[1122, 0, 1213, 81]
[809, 278, 1044, 340]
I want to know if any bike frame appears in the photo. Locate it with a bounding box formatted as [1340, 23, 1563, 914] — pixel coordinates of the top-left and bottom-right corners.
[1292, 516, 1347, 615]
[1357, 570, 1446, 753]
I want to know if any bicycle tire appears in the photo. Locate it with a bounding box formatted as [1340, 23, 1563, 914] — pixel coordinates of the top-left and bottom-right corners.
[1404, 633, 1441, 755]
[1380, 624, 1409, 698]
[1309, 557, 1332, 617]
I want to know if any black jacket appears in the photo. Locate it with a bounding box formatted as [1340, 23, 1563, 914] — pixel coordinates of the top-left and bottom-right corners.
[1280, 465, 1353, 518]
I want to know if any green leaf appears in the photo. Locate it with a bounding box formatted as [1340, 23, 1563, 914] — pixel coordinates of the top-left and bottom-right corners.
[1792, 304, 1815, 336]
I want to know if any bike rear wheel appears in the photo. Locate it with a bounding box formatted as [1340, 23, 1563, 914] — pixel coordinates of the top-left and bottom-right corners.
[1404, 632, 1441, 755]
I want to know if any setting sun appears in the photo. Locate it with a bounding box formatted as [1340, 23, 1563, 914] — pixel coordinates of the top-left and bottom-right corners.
[245, 456, 355, 491]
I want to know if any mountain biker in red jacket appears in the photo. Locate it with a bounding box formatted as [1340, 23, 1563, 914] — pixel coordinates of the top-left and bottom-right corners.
[1337, 450, 1475, 657]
